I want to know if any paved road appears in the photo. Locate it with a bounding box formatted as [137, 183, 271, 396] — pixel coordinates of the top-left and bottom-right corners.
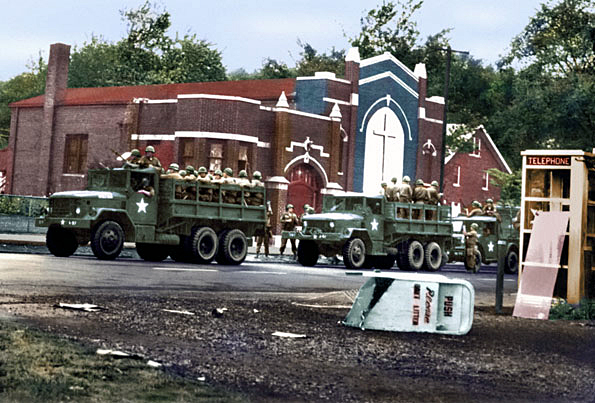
[0, 253, 518, 306]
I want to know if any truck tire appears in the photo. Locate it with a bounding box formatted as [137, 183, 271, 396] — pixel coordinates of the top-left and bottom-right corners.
[297, 240, 319, 267]
[46, 225, 78, 257]
[423, 242, 442, 272]
[504, 250, 519, 274]
[91, 220, 124, 260]
[374, 255, 396, 270]
[407, 240, 425, 271]
[136, 243, 169, 262]
[217, 229, 247, 265]
[191, 227, 218, 264]
[342, 238, 366, 270]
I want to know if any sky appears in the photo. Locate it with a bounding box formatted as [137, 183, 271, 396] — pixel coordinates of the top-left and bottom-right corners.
[1, 0, 545, 81]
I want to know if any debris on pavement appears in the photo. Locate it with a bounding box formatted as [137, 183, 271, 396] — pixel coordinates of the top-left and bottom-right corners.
[211, 307, 228, 317]
[162, 309, 195, 315]
[253, 309, 260, 313]
[96, 349, 142, 359]
[55, 303, 104, 312]
[147, 360, 162, 368]
[272, 331, 307, 338]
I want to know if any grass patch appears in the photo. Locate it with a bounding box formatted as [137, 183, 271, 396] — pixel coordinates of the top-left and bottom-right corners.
[0, 320, 245, 402]
[550, 298, 595, 320]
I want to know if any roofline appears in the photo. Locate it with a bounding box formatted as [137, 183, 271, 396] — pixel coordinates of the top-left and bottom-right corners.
[359, 52, 418, 82]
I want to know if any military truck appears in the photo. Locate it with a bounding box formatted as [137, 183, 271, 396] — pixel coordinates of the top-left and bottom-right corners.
[36, 167, 266, 265]
[283, 194, 452, 271]
[448, 206, 520, 273]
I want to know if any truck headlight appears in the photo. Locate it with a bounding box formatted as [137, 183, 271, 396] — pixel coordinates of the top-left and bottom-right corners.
[303, 221, 307, 228]
[75, 207, 81, 215]
[329, 222, 335, 229]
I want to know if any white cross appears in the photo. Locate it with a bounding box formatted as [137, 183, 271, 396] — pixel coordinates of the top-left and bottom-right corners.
[137, 198, 149, 214]
[371, 218, 379, 231]
[373, 112, 397, 182]
[488, 241, 494, 252]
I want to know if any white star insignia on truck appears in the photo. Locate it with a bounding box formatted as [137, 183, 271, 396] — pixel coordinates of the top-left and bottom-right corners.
[136, 198, 148, 213]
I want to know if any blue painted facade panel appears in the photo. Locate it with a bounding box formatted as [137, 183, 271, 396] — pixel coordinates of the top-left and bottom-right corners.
[359, 60, 418, 91]
[294, 79, 327, 115]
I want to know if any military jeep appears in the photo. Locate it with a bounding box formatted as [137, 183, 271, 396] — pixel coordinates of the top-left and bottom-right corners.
[448, 206, 520, 273]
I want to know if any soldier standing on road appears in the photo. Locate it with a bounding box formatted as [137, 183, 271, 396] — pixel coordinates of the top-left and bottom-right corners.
[138, 146, 162, 171]
[426, 180, 441, 220]
[279, 204, 299, 258]
[412, 179, 428, 219]
[397, 176, 413, 218]
[256, 202, 273, 258]
[464, 223, 479, 272]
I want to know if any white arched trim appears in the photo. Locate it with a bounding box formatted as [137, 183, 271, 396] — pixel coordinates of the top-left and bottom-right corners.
[283, 155, 329, 187]
[359, 95, 412, 141]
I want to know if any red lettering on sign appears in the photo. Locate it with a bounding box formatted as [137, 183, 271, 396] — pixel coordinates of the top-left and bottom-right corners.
[424, 287, 434, 324]
[444, 296, 453, 317]
[527, 156, 570, 166]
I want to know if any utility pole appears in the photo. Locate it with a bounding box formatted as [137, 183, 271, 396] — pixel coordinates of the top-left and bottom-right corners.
[439, 46, 469, 193]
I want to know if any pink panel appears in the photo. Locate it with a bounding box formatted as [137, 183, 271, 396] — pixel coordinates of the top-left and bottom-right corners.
[513, 211, 569, 320]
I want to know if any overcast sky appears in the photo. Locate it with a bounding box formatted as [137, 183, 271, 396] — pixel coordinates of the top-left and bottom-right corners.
[1, 0, 545, 81]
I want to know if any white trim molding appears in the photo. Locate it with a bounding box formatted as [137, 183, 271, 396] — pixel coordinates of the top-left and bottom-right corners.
[359, 52, 419, 82]
[359, 71, 418, 99]
[359, 94, 413, 141]
[285, 136, 330, 158]
[284, 155, 329, 187]
[323, 97, 350, 106]
[131, 134, 175, 141]
[174, 131, 270, 148]
[177, 93, 262, 106]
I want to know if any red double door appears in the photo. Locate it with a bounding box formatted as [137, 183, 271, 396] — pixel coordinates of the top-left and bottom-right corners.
[287, 163, 323, 216]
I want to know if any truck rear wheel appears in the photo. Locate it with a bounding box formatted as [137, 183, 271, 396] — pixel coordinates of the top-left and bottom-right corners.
[342, 238, 366, 270]
[504, 250, 519, 274]
[191, 227, 218, 264]
[217, 229, 247, 265]
[91, 220, 124, 260]
[407, 240, 424, 271]
[423, 242, 442, 272]
[297, 240, 319, 267]
[136, 243, 168, 262]
[47, 225, 78, 257]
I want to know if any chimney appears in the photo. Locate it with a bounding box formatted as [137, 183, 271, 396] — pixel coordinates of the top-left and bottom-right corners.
[40, 43, 71, 195]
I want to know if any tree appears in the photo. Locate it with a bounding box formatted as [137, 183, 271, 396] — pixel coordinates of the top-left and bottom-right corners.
[255, 58, 296, 79]
[487, 168, 521, 206]
[295, 41, 345, 77]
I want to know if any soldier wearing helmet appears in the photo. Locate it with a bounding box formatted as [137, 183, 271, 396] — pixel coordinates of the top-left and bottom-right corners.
[196, 166, 212, 202]
[380, 182, 388, 198]
[386, 178, 399, 202]
[161, 163, 182, 179]
[467, 200, 483, 217]
[184, 165, 197, 181]
[279, 204, 299, 257]
[222, 167, 235, 184]
[139, 145, 162, 171]
[412, 179, 428, 219]
[464, 222, 480, 272]
[249, 171, 265, 206]
[221, 167, 238, 203]
[396, 176, 413, 218]
[256, 202, 274, 258]
[482, 198, 501, 221]
[300, 204, 311, 224]
[425, 180, 442, 220]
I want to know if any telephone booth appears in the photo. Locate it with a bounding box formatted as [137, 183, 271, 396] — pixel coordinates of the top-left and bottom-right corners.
[520, 150, 595, 303]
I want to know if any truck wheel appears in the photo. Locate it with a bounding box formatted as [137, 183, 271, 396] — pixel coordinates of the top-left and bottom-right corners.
[46, 225, 78, 257]
[191, 227, 218, 264]
[423, 242, 442, 272]
[297, 240, 319, 267]
[217, 229, 247, 265]
[504, 250, 519, 274]
[407, 240, 424, 271]
[91, 220, 124, 260]
[374, 255, 396, 270]
[136, 243, 168, 262]
[342, 238, 366, 270]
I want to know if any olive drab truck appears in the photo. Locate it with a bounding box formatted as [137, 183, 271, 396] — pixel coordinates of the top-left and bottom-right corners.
[448, 206, 520, 273]
[283, 194, 452, 271]
[36, 167, 266, 265]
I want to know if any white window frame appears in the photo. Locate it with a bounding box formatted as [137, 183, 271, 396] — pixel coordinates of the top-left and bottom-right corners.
[482, 171, 489, 191]
[471, 137, 481, 158]
[453, 166, 461, 187]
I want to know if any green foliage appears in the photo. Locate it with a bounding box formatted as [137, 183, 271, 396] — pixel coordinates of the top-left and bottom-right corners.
[255, 58, 296, 79]
[295, 41, 345, 77]
[487, 168, 521, 206]
[0, 195, 48, 217]
[550, 298, 595, 320]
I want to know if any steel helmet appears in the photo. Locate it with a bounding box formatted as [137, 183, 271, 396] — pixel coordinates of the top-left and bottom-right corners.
[486, 198, 494, 203]
[253, 171, 262, 179]
[179, 170, 187, 177]
[224, 167, 233, 176]
[470, 223, 479, 230]
[131, 149, 141, 157]
[472, 200, 481, 208]
[431, 180, 439, 187]
[185, 165, 195, 174]
[145, 145, 155, 153]
[402, 176, 410, 182]
[415, 179, 424, 185]
[391, 177, 397, 183]
[198, 166, 207, 174]
[239, 170, 248, 178]
[214, 169, 223, 176]
[168, 163, 179, 171]
[303, 204, 311, 209]
[381, 182, 387, 187]
[287, 204, 294, 209]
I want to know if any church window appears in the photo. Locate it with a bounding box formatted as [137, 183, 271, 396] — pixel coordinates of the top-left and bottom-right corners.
[453, 166, 461, 187]
[63, 134, 88, 174]
[238, 145, 248, 172]
[482, 171, 490, 191]
[209, 143, 223, 172]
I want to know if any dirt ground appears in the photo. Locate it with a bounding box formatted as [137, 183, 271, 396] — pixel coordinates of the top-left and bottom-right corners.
[1, 291, 594, 402]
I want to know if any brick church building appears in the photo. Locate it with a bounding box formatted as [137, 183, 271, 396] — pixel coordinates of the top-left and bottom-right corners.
[2, 43, 445, 231]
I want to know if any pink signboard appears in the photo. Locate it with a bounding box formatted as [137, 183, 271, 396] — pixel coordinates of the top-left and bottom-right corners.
[513, 211, 569, 320]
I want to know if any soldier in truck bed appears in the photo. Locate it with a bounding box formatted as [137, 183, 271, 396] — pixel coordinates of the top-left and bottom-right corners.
[138, 145, 162, 171]
[412, 179, 428, 219]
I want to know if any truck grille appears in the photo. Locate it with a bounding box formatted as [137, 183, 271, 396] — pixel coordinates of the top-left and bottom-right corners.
[50, 199, 73, 216]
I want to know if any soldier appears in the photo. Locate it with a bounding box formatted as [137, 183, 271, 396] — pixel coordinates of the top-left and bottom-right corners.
[161, 163, 183, 199]
[211, 169, 223, 202]
[467, 200, 483, 217]
[185, 165, 197, 181]
[137, 177, 155, 197]
[300, 204, 312, 224]
[237, 170, 251, 204]
[222, 167, 235, 184]
[412, 179, 428, 219]
[464, 223, 479, 272]
[426, 180, 441, 220]
[196, 166, 212, 202]
[279, 204, 299, 257]
[397, 176, 413, 218]
[138, 145, 162, 171]
[249, 171, 265, 206]
[380, 182, 388, 198]
[256, 202, 274, 258]
[221, 167, 237, 203]
[483, 198, 501, 221]
[386, 177, 399, 202]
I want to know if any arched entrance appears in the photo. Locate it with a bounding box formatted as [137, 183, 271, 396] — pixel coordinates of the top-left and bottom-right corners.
[287, 163, 323, 216]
